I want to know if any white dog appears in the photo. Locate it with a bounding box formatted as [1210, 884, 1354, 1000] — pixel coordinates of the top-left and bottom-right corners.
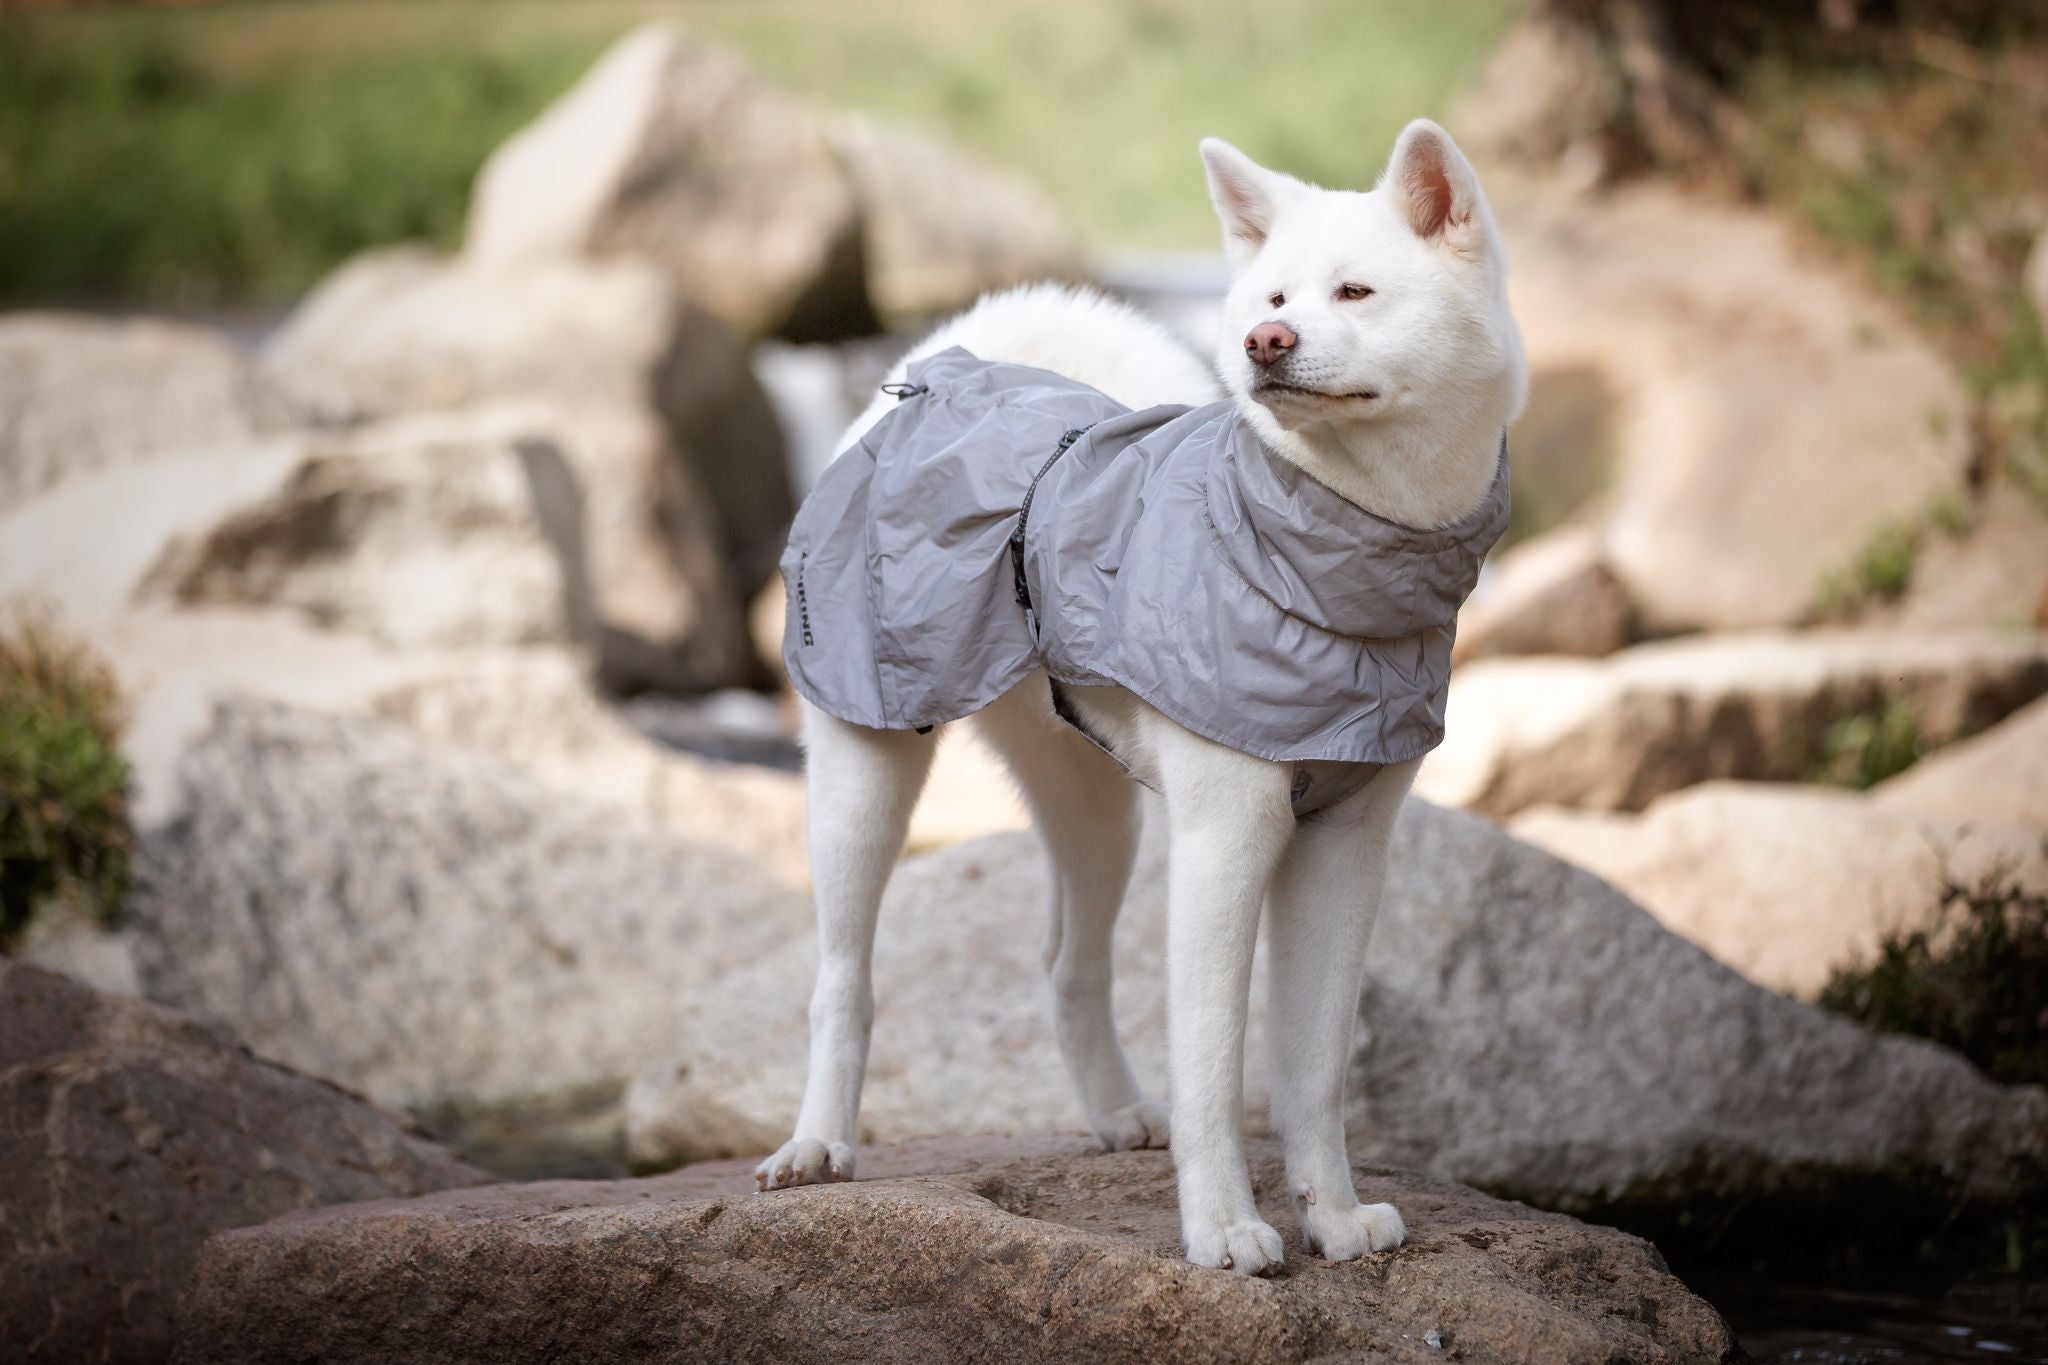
[755, 119, 1526, 1276]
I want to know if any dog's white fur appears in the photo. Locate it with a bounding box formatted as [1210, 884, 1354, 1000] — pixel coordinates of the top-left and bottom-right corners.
[756, 120, 1526, 1275]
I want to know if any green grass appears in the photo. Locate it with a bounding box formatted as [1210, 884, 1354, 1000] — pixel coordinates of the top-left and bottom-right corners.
[0, 0, 1516, 307]
[1820, 871, 2048, 1088]
[1810, 491, 1976, 622]
[0, 618, 132, 945]
[1808, 696, 1931, 790]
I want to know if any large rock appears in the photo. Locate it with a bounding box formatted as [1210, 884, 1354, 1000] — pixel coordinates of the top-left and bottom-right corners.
[1513, 782, 2048, 996]
[0, 961, 482, 1365]
[1498, 175, 1974, 632]
[125, 698, 807, 1112]
[370, 654, 811, 887]
[262, 244, 790, 619]
[827, 113, 1082, 327]
[133, 404, 754, 691]
[0, 436, 306, 634]
[1416, 628, 2048, 816]
[1871, 692, 2048, 834]
[175, 1136, 1737, 1365]
[370, 654, 1027, 877]
[1454, 526, 1637, 662]
[627, 804, 2048, 1244]
[0, 313, 279, 505]
[465, 23, 873, 342]
[142, 414, 590, 652]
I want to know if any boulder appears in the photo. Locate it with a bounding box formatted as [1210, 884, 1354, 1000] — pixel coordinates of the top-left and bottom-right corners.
[140, 399, 753, 693]
[1496, 174, 1974, 632]
[0, 960, 482, 1365]
[465, 23, 873, 342]
[1362, 804, 2047, 1236]
[262, 244, 790, 614]
[142, 415, 590, 652]
[827, 113, 1082, 326]
[1512, 782, 2048, 996]
[1454, 526, 1637, 662]
[1416, 628, 2048, 816]
[370, 654, 811, 888]
[627, 804, 2048, 1246]
[0, 313, 280, 506]
[174, 1136, 1737, 1365]
[1871, 693, 2048, 834]
[0, 437, 305, 634]
[125, 698, 808, 1113]
[370, 655, 1025, 877]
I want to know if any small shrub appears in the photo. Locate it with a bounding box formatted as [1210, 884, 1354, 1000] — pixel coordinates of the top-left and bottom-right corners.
[1819, 873, 2048, 1088]
[0, 620, 132, 944]
[1811, 696, 1929, 789]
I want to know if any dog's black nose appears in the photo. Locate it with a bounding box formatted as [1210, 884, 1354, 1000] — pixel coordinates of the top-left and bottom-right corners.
[1244, 321, 1297, 367]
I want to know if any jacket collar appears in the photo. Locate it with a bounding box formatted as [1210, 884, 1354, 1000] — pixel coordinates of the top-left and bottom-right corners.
[1205, 417, 1511, 641]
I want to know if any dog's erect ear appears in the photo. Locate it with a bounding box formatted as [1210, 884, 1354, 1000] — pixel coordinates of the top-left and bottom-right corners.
[1201, 138, 1302, 271]
[1384, 119, 1482, 250]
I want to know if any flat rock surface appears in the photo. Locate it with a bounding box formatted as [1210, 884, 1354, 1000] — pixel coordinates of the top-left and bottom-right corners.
[1514, 781, 2048, 996]
[176, 1135, 1737, 1365]
[1, 961, 483, 1365]
[1417, 628, 2048, 816]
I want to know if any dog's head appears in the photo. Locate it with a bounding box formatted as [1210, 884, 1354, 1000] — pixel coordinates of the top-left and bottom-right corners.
[1201, 120, 1525, 470]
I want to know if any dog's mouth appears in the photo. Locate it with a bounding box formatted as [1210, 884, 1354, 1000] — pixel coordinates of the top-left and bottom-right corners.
[1253, 380, 1380, 405]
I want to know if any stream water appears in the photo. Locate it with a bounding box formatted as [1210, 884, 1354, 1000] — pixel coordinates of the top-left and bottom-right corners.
[1687, 1267, 2047, 1364]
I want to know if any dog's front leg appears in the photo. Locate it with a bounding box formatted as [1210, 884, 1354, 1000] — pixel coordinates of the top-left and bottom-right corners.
[1265, 758, 1419, 1259]
[1157, 727, 1297, 1274]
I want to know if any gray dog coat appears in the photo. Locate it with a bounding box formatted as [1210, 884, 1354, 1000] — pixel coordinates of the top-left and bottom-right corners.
[781, 347, 1509, 814]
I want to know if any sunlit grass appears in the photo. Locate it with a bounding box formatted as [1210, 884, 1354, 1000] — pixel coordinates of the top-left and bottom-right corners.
[0, 0, 1515, 306]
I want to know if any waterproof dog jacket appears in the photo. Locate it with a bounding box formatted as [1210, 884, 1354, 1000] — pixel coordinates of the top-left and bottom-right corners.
[782, 347, 1509, 810]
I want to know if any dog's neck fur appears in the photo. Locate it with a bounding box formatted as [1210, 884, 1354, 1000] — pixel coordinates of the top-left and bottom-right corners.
[1238, 389, 1505, 530]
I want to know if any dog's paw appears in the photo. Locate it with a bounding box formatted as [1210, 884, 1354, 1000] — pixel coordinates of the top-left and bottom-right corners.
[1184, 1217, 1285, 1275]
[1096, 1099, 1170, 1152]
[1301, 1197, 1405, 1261]
[754, 1137, 856, 1192]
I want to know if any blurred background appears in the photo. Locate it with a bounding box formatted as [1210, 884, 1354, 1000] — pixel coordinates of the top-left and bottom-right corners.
[3, 2, 2047, 1362]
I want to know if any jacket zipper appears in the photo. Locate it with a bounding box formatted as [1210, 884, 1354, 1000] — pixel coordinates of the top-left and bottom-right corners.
[1010, 426, 1091, 637]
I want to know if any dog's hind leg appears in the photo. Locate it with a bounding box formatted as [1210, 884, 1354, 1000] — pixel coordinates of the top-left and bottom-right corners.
[1265, 758, 1419, 1259]
[756, 703, 936, 1191]
[972, 683, 1161, 1150]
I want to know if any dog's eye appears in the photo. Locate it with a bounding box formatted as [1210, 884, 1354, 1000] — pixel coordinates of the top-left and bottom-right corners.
[1268, 292, 1285, 309]
[1337, 283, 1375, 302]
